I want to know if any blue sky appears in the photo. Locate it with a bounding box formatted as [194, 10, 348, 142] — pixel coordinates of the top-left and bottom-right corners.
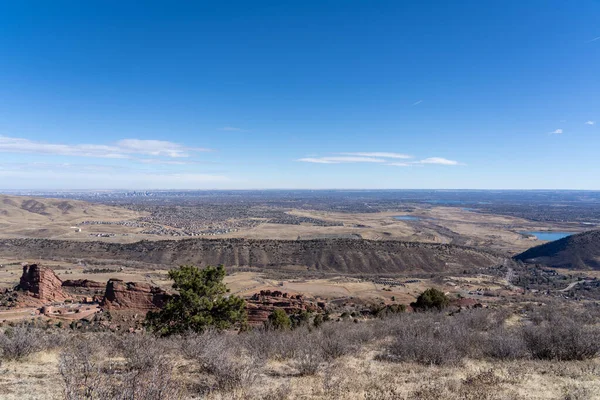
[0, 1, 599, 190]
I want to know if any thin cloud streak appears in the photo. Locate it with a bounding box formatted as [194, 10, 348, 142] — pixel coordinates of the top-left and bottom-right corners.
[585, 121, 595, 125]
[549, 129, 563, 135]
[413, 100, 423, 105]
[298, 156, 386, 164]
[0, 169, 229, 189]
[299, 153, 463, 166]
[297, 158, 340, 164]
[0, 136, 211, 159]
[341, 152, 412, 159]
[416, 157, 461, 165]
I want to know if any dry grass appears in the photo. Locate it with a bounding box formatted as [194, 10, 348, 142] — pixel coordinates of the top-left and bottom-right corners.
[2, 308, 600, 399]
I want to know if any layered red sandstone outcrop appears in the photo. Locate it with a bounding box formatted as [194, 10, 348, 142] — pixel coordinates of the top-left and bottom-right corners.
[62, 279, 105, 289]
[17, 264, 69, 303]
[101, 279, 170, 310]
[245, 290, 323, 325]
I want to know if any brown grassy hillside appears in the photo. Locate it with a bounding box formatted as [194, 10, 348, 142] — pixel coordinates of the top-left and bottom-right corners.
[0, 195, 143, 238]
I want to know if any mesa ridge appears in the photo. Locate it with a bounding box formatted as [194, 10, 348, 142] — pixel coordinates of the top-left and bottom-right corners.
[0, 237, 502, 273]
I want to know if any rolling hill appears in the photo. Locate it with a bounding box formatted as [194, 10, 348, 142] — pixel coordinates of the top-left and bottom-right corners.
[0, 195, 143, 238]
[515, 229, 600, 270]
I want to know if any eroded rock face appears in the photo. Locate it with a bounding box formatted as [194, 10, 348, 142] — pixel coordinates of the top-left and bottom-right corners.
[245, 290, 323, 325]
[17, 264, 69, 303]
[101, 279, 169, 311]
[62, 279, 105, 289]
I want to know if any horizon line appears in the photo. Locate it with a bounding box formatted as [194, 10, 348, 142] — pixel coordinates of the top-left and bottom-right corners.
[2, 188, 600, 192]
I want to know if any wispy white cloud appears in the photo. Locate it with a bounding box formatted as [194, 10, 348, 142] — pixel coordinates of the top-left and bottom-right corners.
[415, 157, 461, 165]
[587, 36, 600, 43]
[220, 126, 246, 132]
[340, 152, 413, 159]
[413, 100, 423, 106]
[297, 158, 339, 164]
[299, 152, 463, 167]
[298, 156, 385, 164]
[585, 121, 596, 125]
[137, 158, 212, 165]
[549, 129, 563, 135]
[0, 160, 230, 189]
[0, 136, 210, 159]
[0, 162, 132, 173]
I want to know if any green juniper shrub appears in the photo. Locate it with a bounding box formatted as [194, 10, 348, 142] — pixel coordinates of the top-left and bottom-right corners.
[267, 309, 292, 331]
[411, 288, 450, 311]
[290, 310, 311, 329]
[313, 313, 324, 328]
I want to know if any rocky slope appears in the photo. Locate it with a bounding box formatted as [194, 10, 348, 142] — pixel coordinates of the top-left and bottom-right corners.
[515, 230, 600, 270]
[0, 238, 501, 273]
[246, 290, 323, 325]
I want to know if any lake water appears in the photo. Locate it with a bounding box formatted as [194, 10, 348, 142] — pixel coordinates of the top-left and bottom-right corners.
[394, 215, 421, 221]
[521, 231, 573, 241]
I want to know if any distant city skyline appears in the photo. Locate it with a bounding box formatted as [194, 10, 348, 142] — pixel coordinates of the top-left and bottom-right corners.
[1, 1, 599, 189]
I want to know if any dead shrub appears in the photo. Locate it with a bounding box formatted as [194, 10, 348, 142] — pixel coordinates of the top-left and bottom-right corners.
[523, 318, 600, 361]
[457, 369, 505, 400]
[184, 330, 258, 392]
[481, 328, 527, 360]
[242, 328, 303, 361]
[260, 381, 292, 400]
[120, 333, 170, 371]
[293, 335, 325, 376]
[119, 364, 181, 400]
[0, 326, 47, 360]
[59, 337, 110, 400]
[241, 328, 283, 362]
[318, 323, 357, 360]
[59, 335, 180, 400]
[382, 316, 466, 366]
[562, 385, 592, 400]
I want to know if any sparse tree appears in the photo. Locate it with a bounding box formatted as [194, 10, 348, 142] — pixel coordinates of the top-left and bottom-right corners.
[146, 265, 246, 336]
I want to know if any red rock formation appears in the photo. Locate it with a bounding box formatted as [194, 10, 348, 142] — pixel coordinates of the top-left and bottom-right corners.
[17, 264, 69, 303]
[101, 279, 169, 311]
[62, 279, 105, 289]
[450, 297, 482, 309]
[245, 290, 323, 326]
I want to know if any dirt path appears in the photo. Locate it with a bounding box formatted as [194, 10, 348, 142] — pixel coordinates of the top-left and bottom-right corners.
[560, 280, 586, 292]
